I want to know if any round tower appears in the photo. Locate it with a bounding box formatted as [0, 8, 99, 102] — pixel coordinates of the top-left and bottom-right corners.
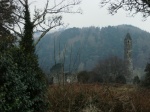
[124, 33, 133, 80]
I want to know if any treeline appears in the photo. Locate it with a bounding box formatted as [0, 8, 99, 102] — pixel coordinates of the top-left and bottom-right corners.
[37, 25, 150, 74]
[77, 56, 127, 84]
[77, 55, 150, 87]
[0, 0, 80, 112]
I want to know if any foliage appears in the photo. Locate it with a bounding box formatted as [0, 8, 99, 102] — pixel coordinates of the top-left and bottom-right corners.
[142, 63, 150, 88]
[49, 86, 88, 112]
[0, 0, 16, 25]
[0, 0, 16, 51]
[100, 0, 150, 18]
[0, 26, 15, 51]
[48, 84, 150, 112]
[93, 56, 126, 83]
[19, 1, 34, 54]
[77, 71, 103, 83]
[115, 75, 126, 84]
[0, 48, 48, 112]
[0, 1, 49, 111]
[37, 25, 150, 74]
[133, 76, 140, 84]
[77, 71, 89, 83]
[88, 71, 103, 83]
[0, 50, 29, 112]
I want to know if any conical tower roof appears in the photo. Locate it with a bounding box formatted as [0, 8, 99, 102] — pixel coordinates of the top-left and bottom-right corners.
[125, 33, 132, 41]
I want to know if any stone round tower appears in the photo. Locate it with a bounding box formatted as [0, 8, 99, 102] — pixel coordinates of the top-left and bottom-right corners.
[124, 33, 133, 80]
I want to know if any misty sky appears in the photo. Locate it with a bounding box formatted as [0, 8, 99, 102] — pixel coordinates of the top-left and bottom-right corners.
[30, 0, 150, 32]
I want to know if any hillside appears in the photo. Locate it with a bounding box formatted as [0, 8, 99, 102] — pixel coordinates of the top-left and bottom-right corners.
[36, 25, 150, 75]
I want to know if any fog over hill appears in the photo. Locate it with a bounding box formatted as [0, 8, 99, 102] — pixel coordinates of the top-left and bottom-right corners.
[36, 25, 150, 75]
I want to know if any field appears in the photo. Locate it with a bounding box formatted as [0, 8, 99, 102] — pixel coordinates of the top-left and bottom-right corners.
[47, 84, 150, 112]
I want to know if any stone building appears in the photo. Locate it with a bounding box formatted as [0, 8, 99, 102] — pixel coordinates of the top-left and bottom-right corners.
[50, 63, 77, 84]
[124, 33, 133, 81]
[50, 63, 64, 84]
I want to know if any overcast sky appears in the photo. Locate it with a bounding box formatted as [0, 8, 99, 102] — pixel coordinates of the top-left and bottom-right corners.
[30, 0, 150, 32]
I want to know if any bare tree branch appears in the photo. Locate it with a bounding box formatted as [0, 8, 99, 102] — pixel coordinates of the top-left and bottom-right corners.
[34, 16, 63, 46]
[10, 0, 81, 45]
[100, 0, 150, 18]
[4, 25, 22, 37]
[18, 0, 25, 6]
[32, 0, 49, 25]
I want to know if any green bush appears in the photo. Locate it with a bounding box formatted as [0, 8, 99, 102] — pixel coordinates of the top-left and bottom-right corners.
[115, 75, 126, 84]
[0, 50, 30, 112]
[0, 48, 48, 112]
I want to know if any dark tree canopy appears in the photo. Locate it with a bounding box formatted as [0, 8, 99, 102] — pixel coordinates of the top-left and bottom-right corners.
[0, 26, 15, 51]
[19, 0, 34, 54]
[0, 0, 16, 50]
[100, 0, 150, 18]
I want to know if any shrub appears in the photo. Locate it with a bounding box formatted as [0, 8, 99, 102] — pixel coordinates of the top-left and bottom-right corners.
[115, 75, 126, 84]
[0, 50, 30, 112]
[77, 71, 89, 83]
[0, 48, 48, 112]
[133, 76, 140, 84]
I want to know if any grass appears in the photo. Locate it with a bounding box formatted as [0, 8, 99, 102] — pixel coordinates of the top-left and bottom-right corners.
[47, 83, 150, 112]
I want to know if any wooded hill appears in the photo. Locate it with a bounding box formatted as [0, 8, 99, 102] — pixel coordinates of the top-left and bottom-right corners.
[36, 25, 150, 75]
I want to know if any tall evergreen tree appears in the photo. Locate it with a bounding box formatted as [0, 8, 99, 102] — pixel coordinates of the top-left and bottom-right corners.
[19, 0, 34, 54]
[0, 1, 49, 111]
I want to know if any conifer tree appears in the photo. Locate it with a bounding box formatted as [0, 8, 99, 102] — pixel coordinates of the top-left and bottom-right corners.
[19, 0, 34, 54]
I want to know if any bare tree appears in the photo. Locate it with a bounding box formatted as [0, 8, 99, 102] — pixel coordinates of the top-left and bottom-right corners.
[93, 56, 126, 83]
[4, 0, 81, 45]
[100, 0, 150, 18]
